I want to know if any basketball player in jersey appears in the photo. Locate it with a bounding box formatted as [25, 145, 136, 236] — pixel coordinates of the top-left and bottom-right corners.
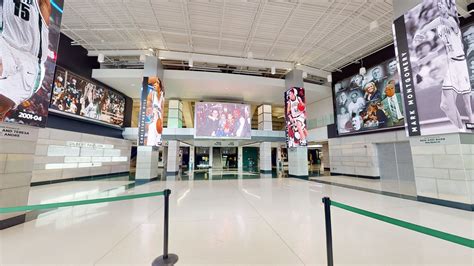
[145, 77, 164, 146]
[286, 88, 307, 146]
[0, 0, 51, 122]
[413, 0, 474, 131]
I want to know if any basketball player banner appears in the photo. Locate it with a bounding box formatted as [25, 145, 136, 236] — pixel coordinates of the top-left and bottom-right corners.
[393, 0, 474, 136]
[138, 76, 164, 147]
[0, 0, 64, 127]
[284, 87, 308, 148]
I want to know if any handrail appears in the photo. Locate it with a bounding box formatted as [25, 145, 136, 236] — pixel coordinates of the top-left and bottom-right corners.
[322, 197, 474, 266]
[0, 189, 179, 266]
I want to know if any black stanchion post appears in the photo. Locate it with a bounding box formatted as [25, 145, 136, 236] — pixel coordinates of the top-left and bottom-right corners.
[152, 189, 178, 266]
[322, 197, 334, 266]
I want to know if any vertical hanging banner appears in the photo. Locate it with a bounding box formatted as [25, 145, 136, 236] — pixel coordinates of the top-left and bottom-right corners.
[393, 0, 474, 136]
[138, 76, 165, 146]
[284, 87, 308, 148]
[0, 0, 64, 127]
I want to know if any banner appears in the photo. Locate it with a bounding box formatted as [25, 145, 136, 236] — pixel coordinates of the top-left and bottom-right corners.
[138, 76, 164, 146]
[50, 66, 126, 126]
[285, 87, 307, 148]
[0, 0, 64, 127]
[194, 102, 251, 139]
[393, 0, 474, 136]
[334, 58, 405, 135]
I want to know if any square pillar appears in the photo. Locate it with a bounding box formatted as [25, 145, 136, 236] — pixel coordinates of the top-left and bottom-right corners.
[0, 124, 39, 229]
[189, 146, 195, 170]
[258, 104, 273, 174]
[135, 146, 159, 181]
[276, 146, 282, 171]
[259, 142, 272, 174]
[288, 148, 308, 177]
[167, 100, 183, 129]
[166, 140, 180, 175]
[285, 69, 308, 177]
[238, 146, 243, 171]
[258, 104, 272, 130]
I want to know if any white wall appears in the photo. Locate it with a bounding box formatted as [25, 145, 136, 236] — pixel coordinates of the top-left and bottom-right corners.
[32, 128, 132, 184]
[307, 96, 334, 130]
[329, 130, 408, 177]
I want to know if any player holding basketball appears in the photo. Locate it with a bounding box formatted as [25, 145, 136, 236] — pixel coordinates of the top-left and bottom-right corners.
[0, 0, 51, 122]
[145, 76, 164, 146]
[413, 0, 474, 131]
[286, 88, 307, 146]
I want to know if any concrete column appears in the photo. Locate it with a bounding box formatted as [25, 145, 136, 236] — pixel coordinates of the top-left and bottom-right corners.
[136, 56, 163, 180]
[189, 146, 195, 170]
[321, 142, 330, 171]
[209, 147, 213, 168]
[258, 104, 272, 130]
[258, 104, 273, 174]
[285, 69, 309, 177]
[167, 99, 183, 129]
[237, 146, 243, 171]
[136, 146, 159, 181]
[166, 140, 180, 176]
[0, 124, 39, 229]
[276, 146, 282, 171]
[259, 142, 272, 174]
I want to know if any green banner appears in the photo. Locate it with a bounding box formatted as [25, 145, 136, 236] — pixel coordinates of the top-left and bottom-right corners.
[0, 191, 166, 214]
[330, 200, 474, 249]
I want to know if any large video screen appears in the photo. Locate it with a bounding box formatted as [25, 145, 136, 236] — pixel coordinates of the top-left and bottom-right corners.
[50, 66, 126, 126]
[0, 0, 64, 127]
[285, 87, 308, 148]
[138, 76, 164, 146]
[194, 102, 251, 139]
[393, 0, 474, 136]
[334, 58, 405, 135]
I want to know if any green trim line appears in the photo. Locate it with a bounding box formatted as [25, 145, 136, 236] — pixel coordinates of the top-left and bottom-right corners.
[330, 200, 474, 249]
[0, 191, 166, 214]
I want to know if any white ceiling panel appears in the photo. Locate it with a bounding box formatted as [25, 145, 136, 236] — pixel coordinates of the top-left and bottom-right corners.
[61, 0, 395, 72]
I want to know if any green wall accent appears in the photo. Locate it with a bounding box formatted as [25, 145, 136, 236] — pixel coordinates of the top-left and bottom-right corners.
[243, 147, 259, 171]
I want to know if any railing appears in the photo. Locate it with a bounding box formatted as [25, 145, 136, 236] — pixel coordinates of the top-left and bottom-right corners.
[322, 197, 474, 266]
[0, 190, 178, 266]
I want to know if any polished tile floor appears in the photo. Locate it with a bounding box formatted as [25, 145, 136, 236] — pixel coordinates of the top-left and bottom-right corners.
[1, 175, 473, 265]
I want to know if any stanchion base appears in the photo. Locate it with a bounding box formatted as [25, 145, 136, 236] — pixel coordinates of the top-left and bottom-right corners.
[152, 254, 179, 266]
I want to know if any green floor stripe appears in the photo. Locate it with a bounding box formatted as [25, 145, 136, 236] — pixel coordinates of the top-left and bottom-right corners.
[0, 191, 166, 214]
[330, 200, 474, 249]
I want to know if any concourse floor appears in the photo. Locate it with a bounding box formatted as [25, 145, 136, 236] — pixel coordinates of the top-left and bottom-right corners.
[1, 174, 473, 265]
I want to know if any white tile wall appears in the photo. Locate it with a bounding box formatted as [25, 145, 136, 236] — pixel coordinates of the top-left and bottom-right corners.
[136, 146, 159, 180]
[0, 124, 39, 221]
[31, 128, 132, 183]
[410, 133, 473, 205]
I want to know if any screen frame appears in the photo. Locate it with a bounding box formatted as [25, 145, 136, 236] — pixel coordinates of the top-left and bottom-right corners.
[193, 101, 252, 140]
[331, 57, 406, 137]
[49, 66, 127, 128]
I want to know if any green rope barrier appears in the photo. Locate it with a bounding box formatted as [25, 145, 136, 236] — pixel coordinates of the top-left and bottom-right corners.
[330, 200, 474, 249]
[0, 191, 166, 214]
